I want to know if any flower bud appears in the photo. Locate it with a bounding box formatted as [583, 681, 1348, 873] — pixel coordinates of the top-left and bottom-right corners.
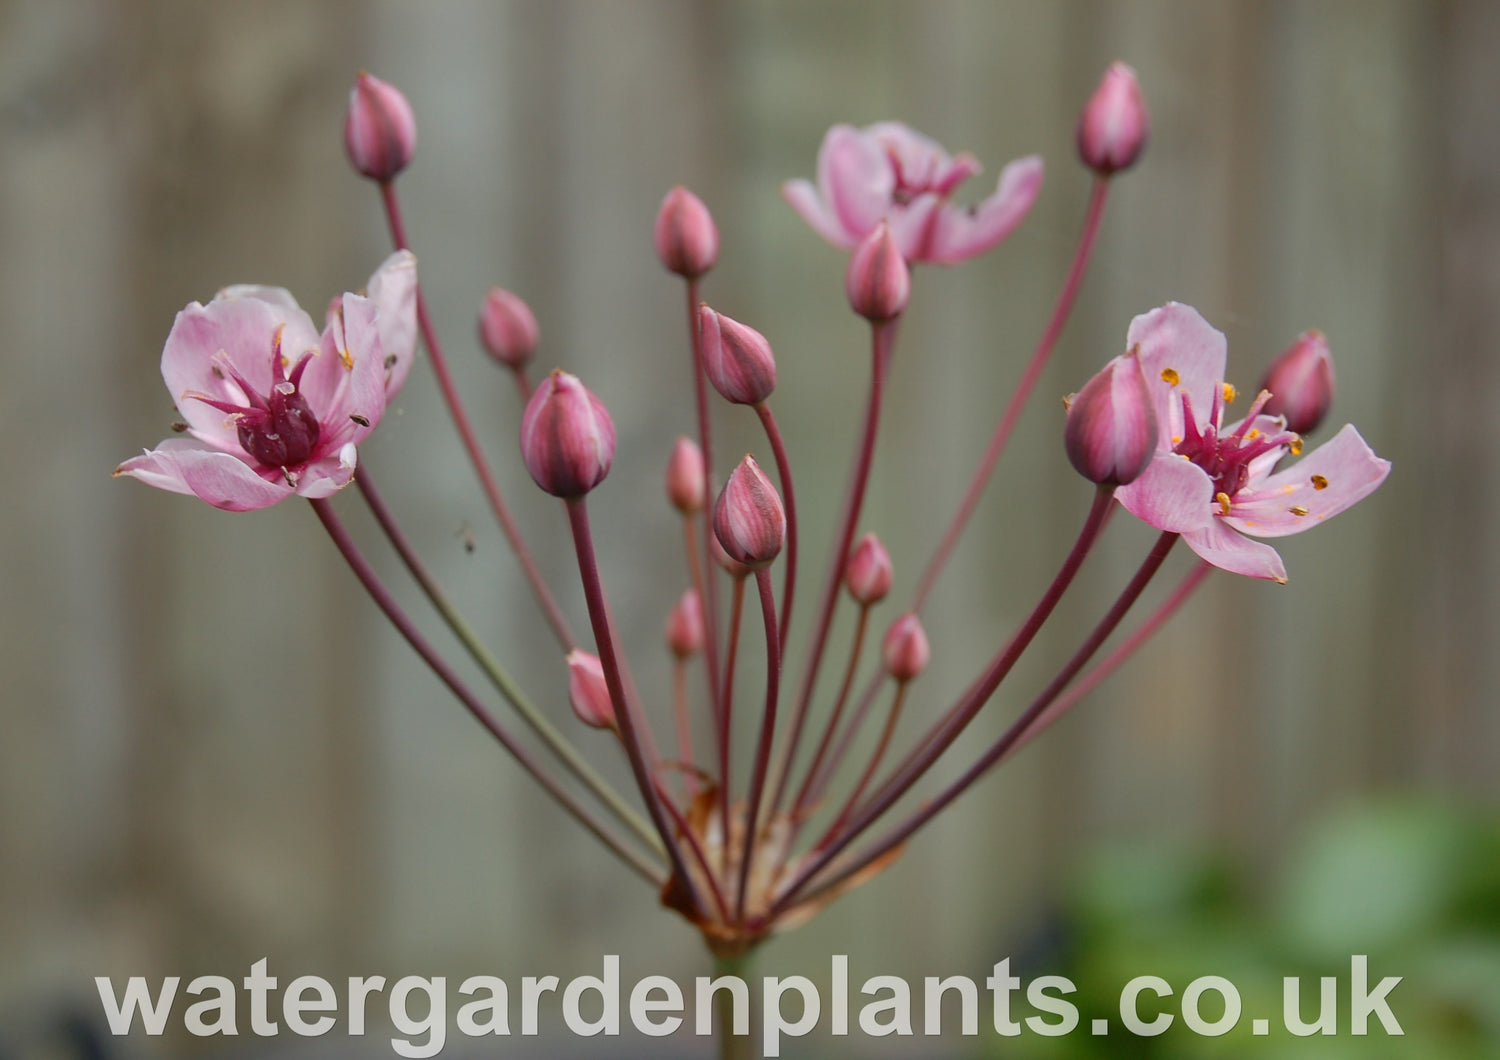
[1259, 329, 1335, 435]
[1064, 347, 1157, 487]
[478, 287, 539, 369]
[713, 455, 786, 569]
[845, 533, 893, 606]
[845, 223, 910, 322]
[882, 613, 930, 682]
[665, 436, 706, 514]
[520, 370, 616, 498]
[665, 588, 705, 658]
[566, 650, 615, 730]
[344, 71, 417, 182]
[1076, 63, 1148, 177]
[654, 186, 719, 279]
[699, 305, 776, 406]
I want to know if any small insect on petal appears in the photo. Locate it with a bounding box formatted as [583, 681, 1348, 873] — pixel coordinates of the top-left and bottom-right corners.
[350, 414, 371, 427]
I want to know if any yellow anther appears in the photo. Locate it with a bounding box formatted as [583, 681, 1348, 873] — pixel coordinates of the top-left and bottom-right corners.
[339, 347, 354, 370]
[1311, 474, 1328, 490]
[1161, 368, 1180, 386]
[1289, 505, 1310, 517]
[1246, 428, 1261, 440]
[1288, 437, 1303, 455]
[1171, 435, 1183, 445]
[1216, 491, 1232, 516]
[1222, 382, 1237, 403]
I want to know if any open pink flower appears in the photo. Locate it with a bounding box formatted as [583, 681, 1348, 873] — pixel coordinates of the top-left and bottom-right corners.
[782, 122, 1043, 265]
[1114, 303, 1390, 583]
[115, 252, 418, 511]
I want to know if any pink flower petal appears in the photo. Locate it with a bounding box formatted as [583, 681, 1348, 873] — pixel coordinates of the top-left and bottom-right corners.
[1224, 424, 1391, 539]
[781, 178, 856, 248]
[819, 124, 895, 240]
[215, 284, 301, 313]
[1182, 518, 1288, 583]
[162, 297, 321, 450]
[295, 444, 358, 499]
[926, 154, 1044, 264]
[1126, 303, 1228, 447]
[883, 193, 944, 262]
[307, 294, 388, 451]
[365, 250, 418, 396]
[115, 437, 292, 511]
[1116, 452, 1214, 533]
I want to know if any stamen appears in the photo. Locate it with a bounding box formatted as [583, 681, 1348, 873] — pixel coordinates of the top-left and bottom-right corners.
[1288, 437, 1303, 455]
[339, 347, 354, 371]
[1289, 505, 1309, 517]
[1216, 491, 1232, 516]
[1311, 474, 1328, 490]
[1222, 382, 1237, 403]
[1161, 368, 1180, 386]
[1245, 428, 1260, 440]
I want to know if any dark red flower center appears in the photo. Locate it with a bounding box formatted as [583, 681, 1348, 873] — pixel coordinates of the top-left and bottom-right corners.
[192, 327, 321, 471]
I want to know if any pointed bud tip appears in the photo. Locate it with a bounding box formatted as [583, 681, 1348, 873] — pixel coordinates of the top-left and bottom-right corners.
[1260, 329, 1335, 435]
[519, 370, 616, 498]
[712, 454, 786, 569]
[478, 287, 539, 369]
[1077, 62, 1149, 177]
[344, 71, 417, 182]
[699, 305, 777, 405]
[845, 223, 910, 322]
[1064, 349, 1158, 486]
[654, 186, 719, 279]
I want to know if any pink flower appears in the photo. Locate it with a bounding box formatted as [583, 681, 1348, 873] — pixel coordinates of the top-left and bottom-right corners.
[115, 253, 418, 511]
[782, 121, 1043, 264]
[1114, 304, 1390, 583]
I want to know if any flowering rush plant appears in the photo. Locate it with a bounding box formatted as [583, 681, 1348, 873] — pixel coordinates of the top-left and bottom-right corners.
[117, 62, 1387, 1051]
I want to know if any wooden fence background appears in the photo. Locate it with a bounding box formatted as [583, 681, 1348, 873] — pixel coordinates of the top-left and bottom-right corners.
[1, 0, 1494, 1055]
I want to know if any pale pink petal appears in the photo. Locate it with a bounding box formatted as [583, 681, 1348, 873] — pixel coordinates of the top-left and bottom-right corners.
[819, 124, 895, 240]
[307, 294, 387, 451]
[867, 122, 949, 186]
[215, 284, 301, 313]
[883, 193, 944, 262]
[115, 437, 292, 511]
[162, 297, 321, 449]
[295, 444, 358, 499]
[1116, 452, 1214, 533]
[926, 155, 1044, 264]
[1182, 519, 1287, 583]
[781, 179, 856, 247]
[1224, 424, 1391, 539]
[1126, 303, 1228, 447]
[365, 250, 418, 395]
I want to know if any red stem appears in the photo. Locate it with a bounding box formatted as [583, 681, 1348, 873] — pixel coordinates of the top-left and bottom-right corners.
[817, 682, 909, 849]
[377, 181, 577, 650]
[755, 402, 799, 653]
[307, 497, 661, 885]
[718, 575, 747, 857]
[685, 279, 724, 725]
[790, 606, 869, 820]
[672, 657, 698, 802]
[736, 568, 782, 920]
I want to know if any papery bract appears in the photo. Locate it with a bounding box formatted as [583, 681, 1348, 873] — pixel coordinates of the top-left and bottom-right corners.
[782, 121, 1043, 264]
[1114, 303, 1390, 582]
[115, 254, 418, 511]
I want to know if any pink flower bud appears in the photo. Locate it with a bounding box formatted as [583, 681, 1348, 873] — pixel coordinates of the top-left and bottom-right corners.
[710, 533, 751, 580]
[344, 71, 417, 182]
[713, 455, 786, 569]
[654, 186, 719, 279]
[845, 532, 893, 606]
[566, 650, 615, 730]
[1064, 347, 1157, 487]
[845, 223, 910, 322]
[1259, 329, 1335, 435]
[699, 305, 777, 406]
[665, 436, 706, 514]
[477, 287, 539, 369]
[1076, 63, 1149, 177]
[665, 588, 705, 658]
[882, 613, 930, 682]
[520, 370, 616, 498]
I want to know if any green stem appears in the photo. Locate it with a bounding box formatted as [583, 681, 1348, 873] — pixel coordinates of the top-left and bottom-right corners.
[713, 950, 754, 1060]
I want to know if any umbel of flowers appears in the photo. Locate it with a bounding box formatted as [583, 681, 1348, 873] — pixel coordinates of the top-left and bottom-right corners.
[117, 62, 1388, 1009]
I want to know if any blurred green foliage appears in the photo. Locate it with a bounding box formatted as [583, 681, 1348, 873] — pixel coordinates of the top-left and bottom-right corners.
[993, 800, 1500, 1059]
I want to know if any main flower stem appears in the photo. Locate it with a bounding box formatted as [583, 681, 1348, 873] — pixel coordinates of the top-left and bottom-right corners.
[913, 176, 1111, 611]
[736, 568, 782, 920]
[565, 498, 703, 914]
[378, 179, 577, 651]
[713, 951, 753, 1060]
[770, 318, 898, 817]
[354, 469, 662, 854]
[795, 529, 1179, 907]
[308, 497, 662, 885]
[1006, 557, 1211, 759]
[771, 486, 1116, 915]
